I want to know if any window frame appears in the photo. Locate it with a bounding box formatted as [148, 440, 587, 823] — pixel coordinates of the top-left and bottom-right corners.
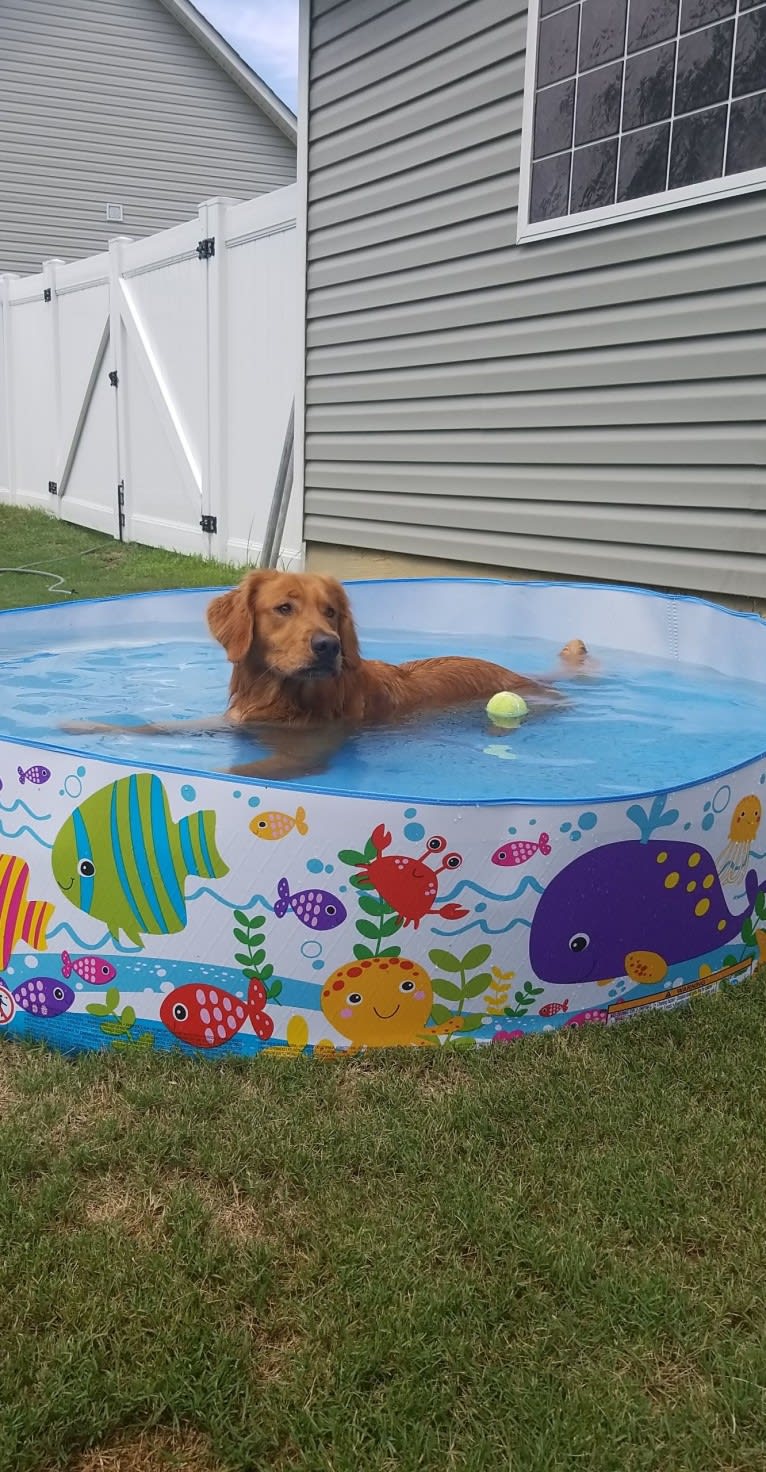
[516, 0, 766, 244]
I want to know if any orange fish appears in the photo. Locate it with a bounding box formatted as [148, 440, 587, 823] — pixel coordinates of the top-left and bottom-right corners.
[0, 854, 54, 969]
[249, 805, 308, 842]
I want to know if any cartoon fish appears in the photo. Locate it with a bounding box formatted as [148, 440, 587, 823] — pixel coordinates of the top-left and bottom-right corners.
[274, 879, 346, 931]
[51, 773, 228, 948]
[717, 794, 762, 885]
[250, 806, 308, 842]
[18, 764, 51, 786]
[529, 839, 766, 988]
[60, 950, 117, 985]
[492, 833, 551, 867]
[539, 999, 568, 1017]
[160, 978, 273, 1047]
[12, 975, 75, 1018]
[0, 853, 54, 969]
[564, 1009, 607, 1029]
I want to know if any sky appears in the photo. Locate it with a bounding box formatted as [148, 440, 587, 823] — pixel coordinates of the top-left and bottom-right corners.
[195, 0, 299, 111]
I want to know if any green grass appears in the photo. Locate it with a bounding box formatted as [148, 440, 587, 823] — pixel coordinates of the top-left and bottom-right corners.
[0, 505, 237, 610]
[2, 505, 766, 1471]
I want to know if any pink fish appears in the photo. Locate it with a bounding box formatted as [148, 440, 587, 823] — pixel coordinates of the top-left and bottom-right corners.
[564, 1009, 608, 1029]
[18, 765, 51, 786]
[61, 950, 117, 985]
[539, 999, 568, 1018]
[492, 832, 551, 867]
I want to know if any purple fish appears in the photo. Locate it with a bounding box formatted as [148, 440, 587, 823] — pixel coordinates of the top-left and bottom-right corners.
[12, 975, 75, 1017]
[529, 839, 766, 988]
[273, 878, 347, 931]
[18, 765, 51, 786]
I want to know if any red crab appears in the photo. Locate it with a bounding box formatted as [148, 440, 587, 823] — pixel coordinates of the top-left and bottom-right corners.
[356, 824, 469, 929]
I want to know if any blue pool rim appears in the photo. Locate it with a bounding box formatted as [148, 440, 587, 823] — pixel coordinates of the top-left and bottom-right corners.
[1, 576, 765, 810]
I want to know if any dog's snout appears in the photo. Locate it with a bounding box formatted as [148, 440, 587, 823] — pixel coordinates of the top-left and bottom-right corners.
[311, 632, 341, 662]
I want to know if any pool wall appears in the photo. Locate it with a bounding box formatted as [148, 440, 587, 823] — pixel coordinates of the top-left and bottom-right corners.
[1, 580, 765, 1058]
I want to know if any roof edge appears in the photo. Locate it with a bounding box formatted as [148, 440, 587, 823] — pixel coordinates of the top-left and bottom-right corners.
[156, 0, 297, 145]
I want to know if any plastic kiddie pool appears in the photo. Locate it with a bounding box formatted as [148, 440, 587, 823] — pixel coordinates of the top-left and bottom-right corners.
[0, 578, 765, 1058]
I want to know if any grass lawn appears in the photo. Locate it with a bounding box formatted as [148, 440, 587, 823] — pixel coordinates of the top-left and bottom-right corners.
[1, 505, 766, 1472]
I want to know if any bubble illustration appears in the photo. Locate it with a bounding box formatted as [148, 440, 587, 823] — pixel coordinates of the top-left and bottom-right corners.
[180, 784, 196, 802]
[404, 808, 417, 819]
[301, 940, 322, 960]
[712, 784, 731, 815]
[63, 768, 86, 799]
[306, 858, 324, 874]
[560, 822, 572, 833]
[248, 795, 261, 808]
[578, 812, 597, 830]
[404, 822, 425, 842]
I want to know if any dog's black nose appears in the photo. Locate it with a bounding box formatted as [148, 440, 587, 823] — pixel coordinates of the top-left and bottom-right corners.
[311, 633, 341, 662]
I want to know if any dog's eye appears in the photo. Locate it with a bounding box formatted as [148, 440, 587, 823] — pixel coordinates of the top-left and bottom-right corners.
[324, 608, 336, 619]
[274, 603, 292, 616]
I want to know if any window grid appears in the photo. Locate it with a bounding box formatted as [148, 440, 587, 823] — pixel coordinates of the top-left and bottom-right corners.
[528, 0, 766, 225]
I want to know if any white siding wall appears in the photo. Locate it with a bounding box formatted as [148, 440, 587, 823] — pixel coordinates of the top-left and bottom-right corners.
[302, 0, 766, 599]
[0, 0, 297, 275]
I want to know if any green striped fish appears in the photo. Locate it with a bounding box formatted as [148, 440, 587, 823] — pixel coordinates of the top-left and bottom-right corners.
[51, 774, 229, 948]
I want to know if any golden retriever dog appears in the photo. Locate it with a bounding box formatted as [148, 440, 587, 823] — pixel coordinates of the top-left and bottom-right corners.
[66, 570, 584, 779]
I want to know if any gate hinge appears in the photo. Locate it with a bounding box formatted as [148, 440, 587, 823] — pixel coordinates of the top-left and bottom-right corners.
[196, 236, 215, 260]
[43, 287, 52, 303]
[117, 479, 125, 529]
[108, 370, 118, 387]
[200, 514, 217, 534]
[48, 480, 58, 496]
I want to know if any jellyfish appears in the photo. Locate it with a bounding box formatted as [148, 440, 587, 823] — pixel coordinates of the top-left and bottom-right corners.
[716, 794, 762, 885]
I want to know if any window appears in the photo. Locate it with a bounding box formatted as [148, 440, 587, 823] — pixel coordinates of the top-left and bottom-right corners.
[517, 0, 766, 239]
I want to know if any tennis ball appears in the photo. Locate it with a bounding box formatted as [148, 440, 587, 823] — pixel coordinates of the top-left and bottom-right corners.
[486, 691, 529, 724]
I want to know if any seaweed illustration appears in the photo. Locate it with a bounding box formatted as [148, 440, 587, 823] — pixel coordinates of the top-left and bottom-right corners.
[233, 908, 282, 1002]
[339, 834, 403, 960]
[626, 794, 680, 844]
[426, 943, 496, 1049]
[502, 979, 545, 1020]
[728, 886, 766, 975]
[485, 969, 515, 1015]
[86, 986, 154, 1051]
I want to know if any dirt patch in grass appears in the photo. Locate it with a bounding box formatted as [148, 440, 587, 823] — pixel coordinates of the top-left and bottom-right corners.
[64, 1428, 221, 1471]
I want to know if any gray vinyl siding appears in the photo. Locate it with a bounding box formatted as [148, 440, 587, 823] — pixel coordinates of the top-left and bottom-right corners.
[303, 0, 766, 598]
[0, 0, 296, 275]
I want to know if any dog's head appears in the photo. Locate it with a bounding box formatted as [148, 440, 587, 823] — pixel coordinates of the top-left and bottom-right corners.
[207, 570, 360, 681]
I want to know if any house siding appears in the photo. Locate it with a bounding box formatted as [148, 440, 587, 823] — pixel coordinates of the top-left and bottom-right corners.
[0, 0, 296, 275]
[303, 0, 766, 598]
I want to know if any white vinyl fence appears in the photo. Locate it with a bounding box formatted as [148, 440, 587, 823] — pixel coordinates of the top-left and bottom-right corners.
[0, 186, 301, 566]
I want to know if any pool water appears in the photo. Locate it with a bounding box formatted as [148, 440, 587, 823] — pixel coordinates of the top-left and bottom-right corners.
[1, 619, 765, 803]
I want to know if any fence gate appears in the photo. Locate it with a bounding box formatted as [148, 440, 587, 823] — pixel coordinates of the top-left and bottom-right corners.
[0, 188, 299, 566]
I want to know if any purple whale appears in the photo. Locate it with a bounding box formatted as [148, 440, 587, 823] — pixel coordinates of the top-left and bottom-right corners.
[529, 839, 765, 987]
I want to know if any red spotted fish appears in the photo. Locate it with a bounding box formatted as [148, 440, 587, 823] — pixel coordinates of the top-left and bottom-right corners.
[0, 854, 54, 969]
[51, 773, 228, 948]
[250, 805, 308, 841]
[61, 950, 117, 985]
[18, 764, 51, 786]
[160, 978, 273, 1047]
[539, 999, 569, 1017]
[492, 833, 551, 867]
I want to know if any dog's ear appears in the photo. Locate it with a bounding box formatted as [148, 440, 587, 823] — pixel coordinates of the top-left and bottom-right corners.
[207, 571, 273, 663]
[330, 579, 361, 670]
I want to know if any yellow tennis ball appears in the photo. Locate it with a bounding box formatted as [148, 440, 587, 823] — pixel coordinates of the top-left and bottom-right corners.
[486, 691, 529, 723]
